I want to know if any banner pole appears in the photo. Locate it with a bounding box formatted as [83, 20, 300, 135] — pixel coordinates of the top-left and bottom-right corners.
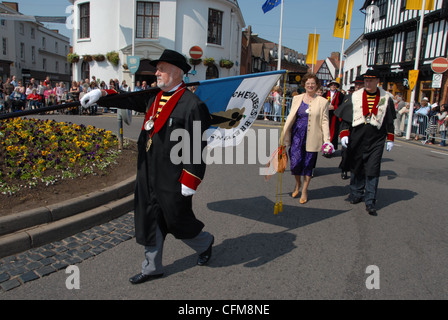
[405, 0, 427, 140]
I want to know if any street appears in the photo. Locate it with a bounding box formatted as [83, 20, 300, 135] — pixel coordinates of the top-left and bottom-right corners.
[1, 113, 448, 300]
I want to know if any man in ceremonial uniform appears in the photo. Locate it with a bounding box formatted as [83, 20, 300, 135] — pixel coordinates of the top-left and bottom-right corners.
[325, 80, 345, 151]
[335, 70, 395, 216]
[81, 49, 214, 284]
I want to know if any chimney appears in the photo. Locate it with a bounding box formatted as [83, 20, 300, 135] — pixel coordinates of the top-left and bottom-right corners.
[331, 52, 340, 61]
[2, 2, 19, 12]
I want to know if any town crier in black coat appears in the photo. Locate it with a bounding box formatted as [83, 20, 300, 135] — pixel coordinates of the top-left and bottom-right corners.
[325, 80, 344, 151]
[335, 69, 396, 216]
[81, 49, 214, 285]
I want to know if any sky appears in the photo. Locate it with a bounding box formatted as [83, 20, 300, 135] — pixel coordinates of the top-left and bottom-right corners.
[11, 0, 367, 60]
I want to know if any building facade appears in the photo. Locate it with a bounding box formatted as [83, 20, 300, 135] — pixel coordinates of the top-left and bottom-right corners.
[342, 34, 368, 92]
[69, 0, 244, 87]
[361, 0, 448, 103]
[0, 2, 71, 84]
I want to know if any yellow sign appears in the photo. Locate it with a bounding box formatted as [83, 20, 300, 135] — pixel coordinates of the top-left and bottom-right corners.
[406, 0, 434, 10]
[409, 70, 419, 90]
[295, 75, 301, 82]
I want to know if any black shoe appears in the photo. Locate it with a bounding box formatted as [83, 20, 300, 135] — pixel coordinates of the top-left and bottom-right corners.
[197, 236, 214, 266]
[341, 171, 348, 180]
[366, 204, 377, 216]
[129, 273, 163, 285]
[350, 196, 363, 204]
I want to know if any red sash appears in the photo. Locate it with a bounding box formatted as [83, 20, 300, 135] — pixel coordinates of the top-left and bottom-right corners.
[142, 84, 186, 133]
[362, 89, 380, 116]
[327, 91, 340, 110]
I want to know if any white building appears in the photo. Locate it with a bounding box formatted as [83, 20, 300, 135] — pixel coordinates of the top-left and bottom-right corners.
[0, 2, 71, 84]
[69, 0, 245, 88]
[342, 34, 368, 92]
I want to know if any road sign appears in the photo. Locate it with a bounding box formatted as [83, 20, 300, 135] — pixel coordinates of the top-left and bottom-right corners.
[189, 46, 203, 60]
[432, 73, 442, 88]
[409, 70, 419, 90]
[431, 57, 448, 74]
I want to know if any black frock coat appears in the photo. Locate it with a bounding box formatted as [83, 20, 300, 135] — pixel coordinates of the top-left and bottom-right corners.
[134, 89, 211, 246]
[335, 92, 395, 177]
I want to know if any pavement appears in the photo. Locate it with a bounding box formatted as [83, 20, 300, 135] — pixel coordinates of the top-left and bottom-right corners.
[0, 175, 136, 291]
[0, 115, 447, 295]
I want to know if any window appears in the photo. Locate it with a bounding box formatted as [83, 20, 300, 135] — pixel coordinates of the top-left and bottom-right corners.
[19, 23, 24, 35]
[56, 61, 59, 73]
[208, 9, 223, 45]
[43, 58, 47, 71]
[20, 42, 25, 60]
[384, 36, 394, 64]
[42, 37, 46, 50]
[31, 28, 35, 39]
[2, 38, 6, 55]
[136, 1, 159, 39]
[31, 46, 35, 63]
[79, 2, 90, 39]
[350, 68, 354, 83]
[357, 65, 362, 77]
[376, 38, 386, 65]
[376, 0, 387, 19]
[55, 42, 58, 53]
[404, 30, 416, 61]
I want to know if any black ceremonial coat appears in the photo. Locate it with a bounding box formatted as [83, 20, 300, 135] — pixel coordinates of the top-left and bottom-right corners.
[335, 89, 395, 177]
[99, 88, 211, 247]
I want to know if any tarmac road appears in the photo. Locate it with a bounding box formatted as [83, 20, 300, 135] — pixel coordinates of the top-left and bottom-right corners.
[1, 113, 448, 301]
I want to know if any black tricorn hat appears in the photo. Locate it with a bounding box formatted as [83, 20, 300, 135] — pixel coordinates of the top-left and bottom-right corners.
[363, 69, 380, 78]
[353, 75, 364, 84]
[328, 80, 340, 87]
[150, 49, 192, 74]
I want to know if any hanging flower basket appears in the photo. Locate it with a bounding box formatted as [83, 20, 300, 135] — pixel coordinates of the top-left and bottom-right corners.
[67, 53, 79, 64]
[203, 57, 215, 66]
[93, 54, 106, 62]
[106, 51, 120, 66]
[189, 58, 202, 66]
[82, 54, 93, 62]
[219, 59, 234, 69]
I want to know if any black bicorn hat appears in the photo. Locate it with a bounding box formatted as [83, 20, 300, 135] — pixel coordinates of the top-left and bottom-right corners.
[150, 49, 192, 74]
[363, 69, 380, 78]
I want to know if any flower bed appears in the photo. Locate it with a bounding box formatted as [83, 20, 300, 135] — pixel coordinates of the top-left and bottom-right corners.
[0, 118, 119, 195]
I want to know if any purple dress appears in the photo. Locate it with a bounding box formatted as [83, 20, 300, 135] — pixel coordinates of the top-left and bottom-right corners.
[289, 101, 317, 176]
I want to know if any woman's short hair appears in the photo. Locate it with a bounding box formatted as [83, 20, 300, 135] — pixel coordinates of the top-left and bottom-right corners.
[301, 73, 321, 90]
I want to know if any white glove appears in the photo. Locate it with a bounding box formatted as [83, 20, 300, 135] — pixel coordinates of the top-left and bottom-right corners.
[341, 136, 349, 148]
[181, 184, 196, 196]
[80, 89, 102, 108]
[386, 141, 394, 152]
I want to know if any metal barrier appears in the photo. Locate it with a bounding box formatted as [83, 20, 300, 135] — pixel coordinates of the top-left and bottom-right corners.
[260, 97, 292, 122]
[397, 113, 447, 146]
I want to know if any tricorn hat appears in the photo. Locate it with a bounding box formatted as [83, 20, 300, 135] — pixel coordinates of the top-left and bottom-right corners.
[363, 69, 380, 78]
[328, 80, 340, 88]
[353, 75, 364, 84]
[150, 49, 192, 74]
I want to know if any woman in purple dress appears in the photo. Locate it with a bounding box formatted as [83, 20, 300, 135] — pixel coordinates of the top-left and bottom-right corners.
[281, 74, 331, 204]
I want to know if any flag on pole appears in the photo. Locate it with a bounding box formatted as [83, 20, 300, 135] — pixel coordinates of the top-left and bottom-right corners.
[262, 0, 281, 13]
[306, 33, 320, 65]
[194, 70, 286, 148]
[406, 0, 435, 10]
[333, 0, 354, 39]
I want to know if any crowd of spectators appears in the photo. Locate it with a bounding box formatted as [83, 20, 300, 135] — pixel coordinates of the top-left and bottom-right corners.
[0, 75, 153, 116]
